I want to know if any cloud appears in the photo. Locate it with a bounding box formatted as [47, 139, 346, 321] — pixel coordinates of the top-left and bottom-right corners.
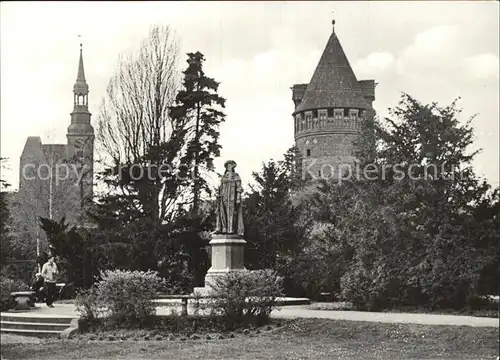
[413, 25, 460, 52]
[395, 25, 462, 78]
[253, 51, 276, 73]
[354, 52, 395, 76]
[395, 25, 499, 86]
[462, 54, 500, 80]
[210, 47, 322, 104]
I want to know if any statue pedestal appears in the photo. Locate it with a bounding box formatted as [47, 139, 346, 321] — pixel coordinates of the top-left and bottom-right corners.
[193, 234, 247, 295]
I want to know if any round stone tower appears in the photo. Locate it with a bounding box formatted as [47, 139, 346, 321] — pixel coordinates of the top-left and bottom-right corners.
[292, 19, 376, 180]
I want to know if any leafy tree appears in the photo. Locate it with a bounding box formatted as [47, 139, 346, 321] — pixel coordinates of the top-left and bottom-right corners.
[369, 94, 497, 308]
[39, 217, 96, 289]
[288, 180, 357, 300]
[243, 146, 308, 295]
[293, 94, 499, 309]
[40, 209, 214, 292]
[91, 27, 213, 290]
[93, 31, 224, 287]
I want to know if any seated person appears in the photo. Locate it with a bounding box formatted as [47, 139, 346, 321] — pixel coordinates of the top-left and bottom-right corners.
[31, 273, 45, 302]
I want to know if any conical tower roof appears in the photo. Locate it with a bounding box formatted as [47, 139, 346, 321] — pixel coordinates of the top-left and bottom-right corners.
[294, 20, 368, 113]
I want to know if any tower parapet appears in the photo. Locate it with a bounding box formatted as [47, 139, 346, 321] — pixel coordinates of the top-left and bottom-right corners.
[291, 84, 308, 110]
[358, 79, 376, 105]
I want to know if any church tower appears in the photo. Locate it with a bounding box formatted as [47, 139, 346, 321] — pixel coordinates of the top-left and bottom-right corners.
[16, 43, 96, 257]
[292, 18, 376, 179]
[66, 44, 94, 211]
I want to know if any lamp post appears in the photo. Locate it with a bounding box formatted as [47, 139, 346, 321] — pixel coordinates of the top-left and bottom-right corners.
[80, 220, 97, 287]
[36, 229, 41, 273]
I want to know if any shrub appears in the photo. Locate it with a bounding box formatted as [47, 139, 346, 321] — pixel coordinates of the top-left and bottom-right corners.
[0, 276, 29, 311]
[340, 263, 386, 311]
[95, 269, 163, 327]
[75, 286, 104, 331]
[208, 269, 283, 327]
[340, 260, 413, 311]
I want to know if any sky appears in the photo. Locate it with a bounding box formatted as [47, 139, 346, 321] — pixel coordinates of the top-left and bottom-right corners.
[1, 1, 499, 191]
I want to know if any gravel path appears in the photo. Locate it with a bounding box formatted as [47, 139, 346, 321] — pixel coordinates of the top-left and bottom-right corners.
[273, 306, 499, 327]
[2, 302, 498, 328]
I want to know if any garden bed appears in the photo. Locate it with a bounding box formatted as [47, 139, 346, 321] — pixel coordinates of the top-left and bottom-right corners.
[76, 317, 286, 342]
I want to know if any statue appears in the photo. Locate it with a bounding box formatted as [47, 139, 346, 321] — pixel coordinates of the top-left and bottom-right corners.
[194, 160, 247, 295]
[215, 160, 244, 236]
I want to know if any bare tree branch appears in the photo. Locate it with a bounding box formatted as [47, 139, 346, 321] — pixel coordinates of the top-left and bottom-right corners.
[96, 25, 189, 224]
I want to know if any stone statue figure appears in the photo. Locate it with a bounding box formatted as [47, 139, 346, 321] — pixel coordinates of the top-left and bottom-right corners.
[215, 160, 244, 236]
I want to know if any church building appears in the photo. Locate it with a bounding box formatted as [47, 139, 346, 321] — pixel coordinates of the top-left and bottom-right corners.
[18, 44, 95, 230]
[292, 19, 376, 179]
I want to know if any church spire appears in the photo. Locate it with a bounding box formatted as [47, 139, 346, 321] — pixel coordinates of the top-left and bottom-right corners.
[69, 39, 92, 131]
[77, 43, 86, 83]
[73, 41, 89, 97]
[66, 39, 95, 223]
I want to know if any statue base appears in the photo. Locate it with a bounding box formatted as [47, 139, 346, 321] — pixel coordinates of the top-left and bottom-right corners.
[193, 233, 247, 296]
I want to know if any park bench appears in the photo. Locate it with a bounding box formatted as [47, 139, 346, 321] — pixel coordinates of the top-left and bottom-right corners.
[9, 283, 73, 311]
[155, 294, 214, 316]
[10, 291, 36, 310]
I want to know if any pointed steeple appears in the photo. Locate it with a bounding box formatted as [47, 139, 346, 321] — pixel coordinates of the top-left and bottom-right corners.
[294, 18, 368, 114]
[73, 43, 89, 95]
[69, 40, 93, 135]
[77, 45, 86, 82]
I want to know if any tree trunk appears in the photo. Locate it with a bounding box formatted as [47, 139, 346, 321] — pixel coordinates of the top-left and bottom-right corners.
[192, 100, 201, 215]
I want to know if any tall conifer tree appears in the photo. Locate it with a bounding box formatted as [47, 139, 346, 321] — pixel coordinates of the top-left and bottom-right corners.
[169, 52, 226, 215]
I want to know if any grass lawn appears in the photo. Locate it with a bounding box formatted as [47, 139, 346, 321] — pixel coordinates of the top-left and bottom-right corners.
[1, 319, 498, 360]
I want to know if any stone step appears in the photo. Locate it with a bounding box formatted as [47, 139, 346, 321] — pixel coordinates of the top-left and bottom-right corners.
[1, 320, 71, 332]
[0, 327, 63, 338]
[1, 314, 75, 325]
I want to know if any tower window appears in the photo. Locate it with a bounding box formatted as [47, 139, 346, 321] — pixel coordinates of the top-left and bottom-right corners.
[306, 149, 311, 157]
[334, 109, 343, 120]
[318, 110, 327, 127]
[350, 109, 359, 120]
[305, 112, 312, 129]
